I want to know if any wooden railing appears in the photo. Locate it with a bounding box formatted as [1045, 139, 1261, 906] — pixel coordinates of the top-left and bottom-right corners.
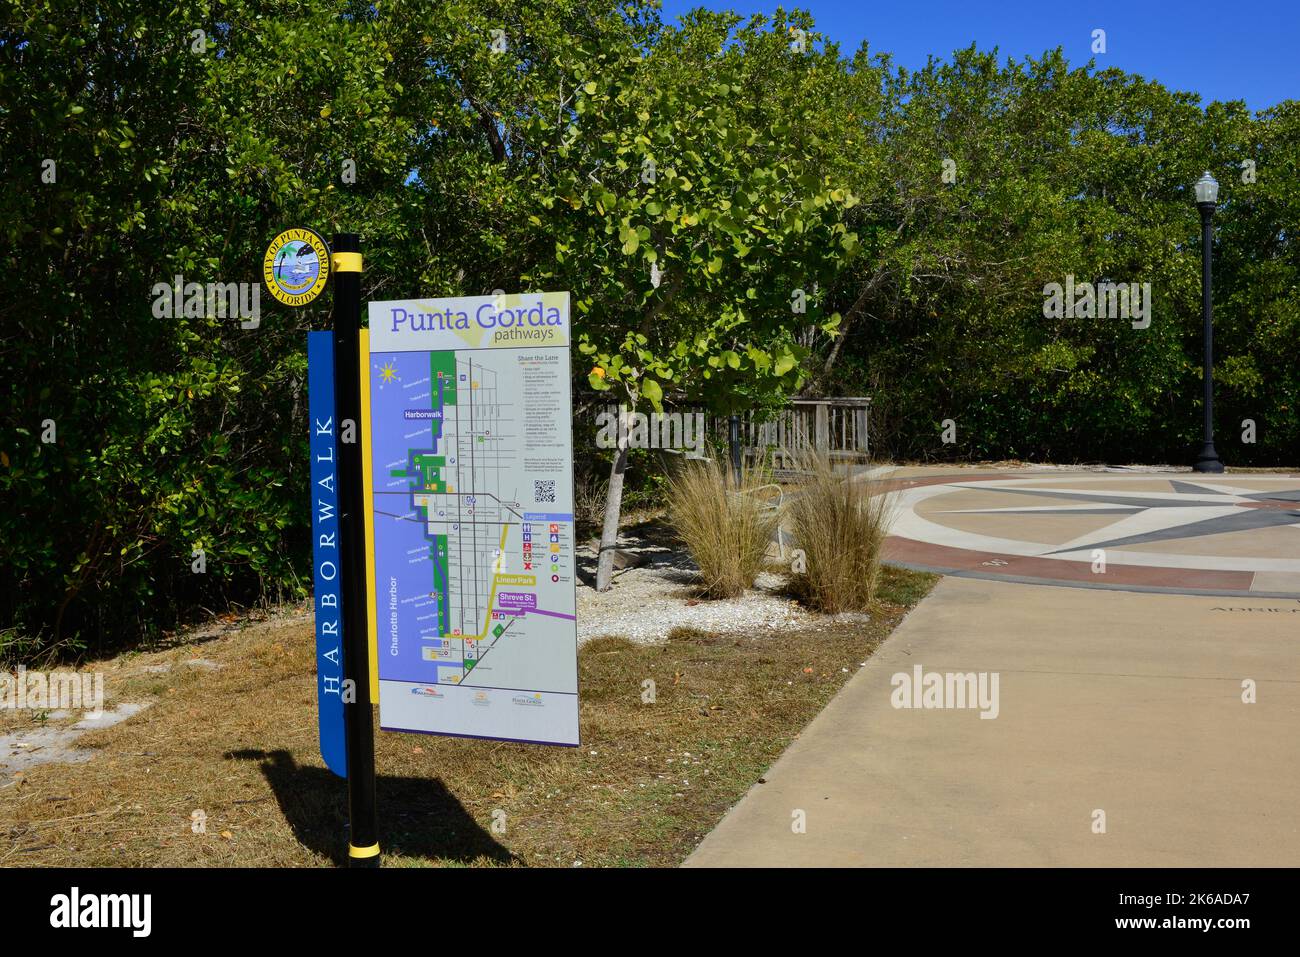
[709, 396, 872, 473]
[591, 396, 872, 474]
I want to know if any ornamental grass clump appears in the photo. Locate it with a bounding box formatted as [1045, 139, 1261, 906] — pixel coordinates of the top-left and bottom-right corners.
[667, 456, 778, 599]
[786, 454, 895, 613]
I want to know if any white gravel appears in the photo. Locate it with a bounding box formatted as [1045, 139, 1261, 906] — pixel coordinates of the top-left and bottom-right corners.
[574, 535, 870, 644]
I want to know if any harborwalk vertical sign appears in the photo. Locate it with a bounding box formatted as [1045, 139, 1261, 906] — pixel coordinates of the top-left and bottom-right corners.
[360, 292, 579, 746]
[307, 330, 348, 776]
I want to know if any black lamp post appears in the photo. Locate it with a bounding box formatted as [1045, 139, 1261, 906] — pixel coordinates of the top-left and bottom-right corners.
[1192, 171, 1224, 473]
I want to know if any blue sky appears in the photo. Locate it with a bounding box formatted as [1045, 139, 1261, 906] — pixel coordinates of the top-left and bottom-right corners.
[658, 0, 1298, 112]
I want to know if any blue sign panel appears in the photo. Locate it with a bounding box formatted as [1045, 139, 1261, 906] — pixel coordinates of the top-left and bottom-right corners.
[308, 330, 347, 777]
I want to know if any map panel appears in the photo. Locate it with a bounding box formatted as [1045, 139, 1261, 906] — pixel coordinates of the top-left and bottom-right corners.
[364, 293, 578, 745]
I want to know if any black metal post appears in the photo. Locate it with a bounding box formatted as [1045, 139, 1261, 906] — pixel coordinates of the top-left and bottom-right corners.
[1193, 205, 1224, 473]
[332, 233, 381, 866]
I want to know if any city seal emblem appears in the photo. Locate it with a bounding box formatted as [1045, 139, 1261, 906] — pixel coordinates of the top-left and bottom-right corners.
[263, 228, 331, 306]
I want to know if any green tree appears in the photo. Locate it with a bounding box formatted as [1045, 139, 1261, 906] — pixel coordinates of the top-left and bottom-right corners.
[823, 45, 1298, 465]
[526, 10, 860, 589]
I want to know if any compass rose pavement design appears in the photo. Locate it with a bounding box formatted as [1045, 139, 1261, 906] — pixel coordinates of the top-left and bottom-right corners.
[883, 471, 1300, 596]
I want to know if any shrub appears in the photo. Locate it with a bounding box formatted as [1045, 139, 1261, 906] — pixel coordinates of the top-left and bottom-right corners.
[666, 457, 778, 599]
[786, 455, 895, 613]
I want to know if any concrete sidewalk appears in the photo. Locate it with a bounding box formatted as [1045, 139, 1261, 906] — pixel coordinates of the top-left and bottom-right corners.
[685, 577, 1300, 866]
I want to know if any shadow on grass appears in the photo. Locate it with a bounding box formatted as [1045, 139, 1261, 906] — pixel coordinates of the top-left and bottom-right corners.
[228, 749, 519, 867]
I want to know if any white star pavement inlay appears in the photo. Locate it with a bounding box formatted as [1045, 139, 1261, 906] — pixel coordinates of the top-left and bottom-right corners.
[890, 475, 1300, 574]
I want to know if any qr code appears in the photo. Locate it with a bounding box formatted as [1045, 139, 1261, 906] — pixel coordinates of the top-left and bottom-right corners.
[534, 479, 557, 503]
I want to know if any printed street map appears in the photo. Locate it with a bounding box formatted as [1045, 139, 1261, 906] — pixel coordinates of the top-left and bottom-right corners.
[364, 293, 578, 745]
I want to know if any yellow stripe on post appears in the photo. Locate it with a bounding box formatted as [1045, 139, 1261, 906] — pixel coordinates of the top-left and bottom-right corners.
[359, 328, 380, 701]
[348, 842, 381, 859]
[332, 251, 363, 273]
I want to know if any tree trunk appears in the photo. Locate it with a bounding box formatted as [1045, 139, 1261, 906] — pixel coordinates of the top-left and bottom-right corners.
[595, 422, 631, 592]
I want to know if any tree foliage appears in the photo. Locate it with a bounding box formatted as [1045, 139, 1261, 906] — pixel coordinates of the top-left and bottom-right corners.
[821, 46, 1300, 463]
[0, 2, 1295, 656]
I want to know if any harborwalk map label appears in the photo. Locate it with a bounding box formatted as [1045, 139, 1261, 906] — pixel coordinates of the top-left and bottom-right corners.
[364, 292, 578, 746]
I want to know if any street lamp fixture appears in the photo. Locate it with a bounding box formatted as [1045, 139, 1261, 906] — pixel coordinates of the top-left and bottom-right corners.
[1194, 170, 1220, 206]
[1192, 171, 1224, 473]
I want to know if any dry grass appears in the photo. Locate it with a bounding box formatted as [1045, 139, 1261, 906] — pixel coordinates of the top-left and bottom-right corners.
[666, 458, 778, 599]
[0, 567, 936, 868]
[785, 455, 897, 613]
